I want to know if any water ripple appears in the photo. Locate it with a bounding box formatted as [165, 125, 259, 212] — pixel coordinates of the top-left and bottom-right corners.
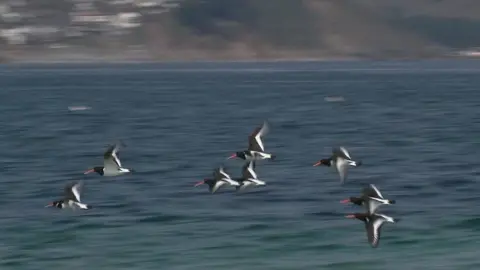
[1, 61, 480, 269]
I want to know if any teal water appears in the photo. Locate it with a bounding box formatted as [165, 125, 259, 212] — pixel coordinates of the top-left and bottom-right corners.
[0, 60, 479, 269]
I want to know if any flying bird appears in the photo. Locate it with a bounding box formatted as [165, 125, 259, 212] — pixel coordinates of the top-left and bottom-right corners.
[194, 167, 240, 193]
[84, 141, 134, 177]
[313, 146, 362, 184]
[341, 184, 396, 214]
[345, 212, 398, 248]
[236, 161, 266, 192]
[227, 121, 276, 161]
[46, 181, 92, 210]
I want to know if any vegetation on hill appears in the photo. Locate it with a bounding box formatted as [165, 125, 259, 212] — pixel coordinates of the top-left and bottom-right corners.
[170, 1, 318, 48]
[144, 0, 480, 59]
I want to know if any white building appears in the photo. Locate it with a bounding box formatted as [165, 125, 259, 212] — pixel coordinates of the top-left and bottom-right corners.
[111, 12, 141, 28]
[1, 27, 28, 44]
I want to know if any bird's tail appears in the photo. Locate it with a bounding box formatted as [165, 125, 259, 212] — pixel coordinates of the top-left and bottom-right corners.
[348, 160, 362, 167]
[75, 202, 92, 210]
[248, 178, 266, 186]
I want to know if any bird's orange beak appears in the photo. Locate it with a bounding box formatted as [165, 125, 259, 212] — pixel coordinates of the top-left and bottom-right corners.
[313, 161, 322, 166]
[194, 180, 205, 187]
[84, 169, 94, 174]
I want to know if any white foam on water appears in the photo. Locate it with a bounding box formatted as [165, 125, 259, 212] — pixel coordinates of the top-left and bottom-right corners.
[324, 96, 345, 102]
[68, 106, 91, 111]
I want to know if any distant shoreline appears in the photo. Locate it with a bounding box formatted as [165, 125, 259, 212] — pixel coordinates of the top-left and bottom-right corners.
[1, 47, 472, 65]
[1, 50, 479, 66]
[3, 56, 478, 65]
[0, 53, 359, 64]
[3, 58, 358, 65]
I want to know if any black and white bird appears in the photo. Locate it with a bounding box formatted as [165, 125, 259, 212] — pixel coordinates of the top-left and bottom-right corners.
[227, 121, 276, 161]
[345, 212, 398, 248]
[341, 184, 396, 214]
[194, 167, 240, 193]
[236, 161, 266, 192]
[84, 142, 134, 177]
[46, 181, 92, 210]
[313, 146, 362, 184]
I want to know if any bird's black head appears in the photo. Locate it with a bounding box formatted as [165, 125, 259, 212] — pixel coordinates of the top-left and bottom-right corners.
[228, 151, 246, 160]
[46, 200, 63, 208]
[237, 151, 247, 159]
[350, 197, 364, 206]
[204, 179, 216, 187]
[389, 199, 396, 204]
[84, 166, 104, 176]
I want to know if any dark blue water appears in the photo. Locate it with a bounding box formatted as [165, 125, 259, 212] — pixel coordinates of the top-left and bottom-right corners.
[1, 60, 480, 269]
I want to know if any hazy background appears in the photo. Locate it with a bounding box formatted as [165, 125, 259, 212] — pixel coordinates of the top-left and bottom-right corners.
[1, 0, 480, 62]
[2, 1, 480, 269]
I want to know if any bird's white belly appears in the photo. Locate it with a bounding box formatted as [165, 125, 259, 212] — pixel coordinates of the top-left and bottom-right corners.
[251, 179, 266, 186]
[238, 181, 253, 191]
[238, 179, 265, 191]
[67, 200, 76, 209]
[103, 168, 129, 177]
[66, 200, 88, 210]
[250, 151, 271, 160]
[103, 171, 121, 176]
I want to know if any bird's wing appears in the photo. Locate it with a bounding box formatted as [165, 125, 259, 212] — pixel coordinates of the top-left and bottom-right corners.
[103, 142, 124, 168]
[368, 217, 386, 248]
[214, 167, 232, 180]
[242, 161, 257, 179]
[64, 182, 83, 202]
[332, 146, 352, 160]
[222, 178, 240, 186]
[335, 158, 349, 184]
[248, 121, 269, 152]
[211, 181, 224, 193]
[368, 184, 384, 199]
[366, 197, 385, 214]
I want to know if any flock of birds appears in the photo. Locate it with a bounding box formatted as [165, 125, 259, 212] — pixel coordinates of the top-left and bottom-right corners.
[45, 121, 398, 248]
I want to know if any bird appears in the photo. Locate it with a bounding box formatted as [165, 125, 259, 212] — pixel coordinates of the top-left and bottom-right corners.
[236, 161, 266, 192]
[45, 181, 92, 210]
[84, 141, 134, 177]
[194, 167, 240, 193]
[345, 212, 398, 248]
[313, 146, 362, 184]
[341, 184, 396, 214]
[227, 121, 276, 161]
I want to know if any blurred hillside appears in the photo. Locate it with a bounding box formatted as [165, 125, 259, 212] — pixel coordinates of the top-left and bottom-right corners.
[1, 0, 480, 62]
